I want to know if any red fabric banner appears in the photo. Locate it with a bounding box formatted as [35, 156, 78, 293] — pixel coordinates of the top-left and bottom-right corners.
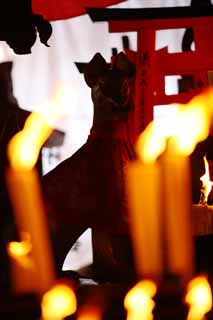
[32, 0, 124, 21]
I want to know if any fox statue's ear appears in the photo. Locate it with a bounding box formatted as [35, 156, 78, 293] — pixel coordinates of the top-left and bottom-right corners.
[84, 53, 108, 88]
[112, 52, 135, 77]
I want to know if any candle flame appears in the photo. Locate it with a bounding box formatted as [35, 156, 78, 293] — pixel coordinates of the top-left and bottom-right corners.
[137, 89, 213, 163]
[41, 282, 77, 320]
[124, 280, 157, 320]
[185, 275, 212, 320]
[200, 156, 213, 204]
[7, 85, 70, 170]
[7, 232, 33, 268]
[7, 232, 32, 257]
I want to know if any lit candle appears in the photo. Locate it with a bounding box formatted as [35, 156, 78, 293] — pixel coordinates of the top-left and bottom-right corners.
[7, 232, 36, 293]
[126, 123, 163, 280]
[200, 156, 213, 205]
[185, 275, 212, 320]
[158, 137, 193, 281]
[6, 167, 55, 294]
[192, 155, 213, 236]
[6, 86, 69, 295]
[126, 88, 213, 282]
[124, 280, 157, 320]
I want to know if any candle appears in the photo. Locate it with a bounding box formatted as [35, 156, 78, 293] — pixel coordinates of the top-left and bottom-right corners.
[158, 137, 193, 281]
[124, 280, 157, 320]
[7, 232, 36, 293]
[6, 86, 69, 294]
[200, 156, 213, 204]
[6, 167, 55, 294]
[126, 88, 213, 282]
[185, 275, 212, 320]
[192, 155, 213, 236]
[126, 128, 163, 280]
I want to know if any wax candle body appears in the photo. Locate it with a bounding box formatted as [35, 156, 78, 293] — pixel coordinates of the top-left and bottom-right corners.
[126, 160, 163, 280]
[6, 167, 55, 295]
[8, 241, 37, 293]
[159, 138, 194, 282]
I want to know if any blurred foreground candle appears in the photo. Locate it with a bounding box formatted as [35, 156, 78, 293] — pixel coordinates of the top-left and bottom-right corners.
[7, 232, 36, 293]
[158, 137, 193, 281]
[124, 280, 157, 320]
[6, 86, 69, 294]
[185, 275, 212, 320]
[126, 89, 213, 282]
[126, 123, 163, 280]
[41, 281, 77, 320]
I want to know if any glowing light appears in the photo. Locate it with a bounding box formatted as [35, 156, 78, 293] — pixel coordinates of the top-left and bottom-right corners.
[7, 233, 33, 269]
[7, 85, 70, 170]
[137, 89, 213, 163]
[5, 84, 71, 294]
[185, 276, 212, 320]
[7, 239, 32, 257]
[124, 280, 157, 320]
[200, 156, 213, 204]
[77, 305, 102, 320]
[41, 282, 77, 320]
[7, 232, 32, 257]
[136, 121, 166, 164]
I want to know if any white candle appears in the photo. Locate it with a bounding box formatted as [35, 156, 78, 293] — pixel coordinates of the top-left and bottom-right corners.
[6, 168, 55, 294]
[126, 89, 213, 282]
[5, 86, 70, 294]
[159, 137, 194, 282]
[126, 160, 163, 280]
[7, 233, 37, 293]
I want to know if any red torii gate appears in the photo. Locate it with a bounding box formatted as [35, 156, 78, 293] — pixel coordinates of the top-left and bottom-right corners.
[87, 6, 213, 141]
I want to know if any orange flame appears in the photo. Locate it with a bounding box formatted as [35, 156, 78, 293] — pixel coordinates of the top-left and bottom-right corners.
[7, 85, 70, 170]
[124, 280, 157, 320]
[137, 89, 213, 163]
[7, 233, 32, 257]
[185, 275, 212, 320]
[7, 232, 33, 268]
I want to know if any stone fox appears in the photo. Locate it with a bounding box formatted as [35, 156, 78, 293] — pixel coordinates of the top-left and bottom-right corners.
[42, 52, 137, 281]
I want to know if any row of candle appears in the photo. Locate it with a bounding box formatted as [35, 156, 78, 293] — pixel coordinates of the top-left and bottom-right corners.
[4, 87, 213, 319]
[127, 89, 213, 283]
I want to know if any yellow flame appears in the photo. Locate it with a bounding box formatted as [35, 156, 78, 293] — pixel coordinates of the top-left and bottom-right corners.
[7, 233, 33, 268]
[124, 280, 157, 320]
[7, 232, 32, 257]
[136, 121, 166, 164]
[200, 156, 213, 203]
[7, 85, 70, 170]
[137, 89, 213, 163]
[41, 282, 77, 320]
[185, 275, 212, 320]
